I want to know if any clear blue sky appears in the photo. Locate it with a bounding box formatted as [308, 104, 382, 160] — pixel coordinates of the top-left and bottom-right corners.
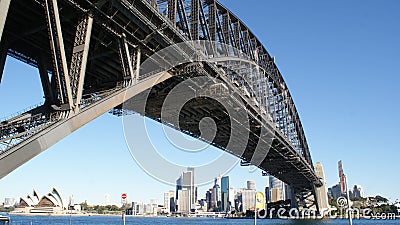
[1, 0, 399, 205]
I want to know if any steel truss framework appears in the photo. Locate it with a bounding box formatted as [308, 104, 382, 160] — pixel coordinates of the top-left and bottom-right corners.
[0, 0, 322, 211]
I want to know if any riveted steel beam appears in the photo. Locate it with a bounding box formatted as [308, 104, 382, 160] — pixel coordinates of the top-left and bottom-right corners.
[177, 0, 191, 39]
[167, 0, 177, 26]
[199, 0, 210, 41]
[0, 0, 11, 42]
[119, 34, 135, 83]
[44, 0, 73, 109]
[134, 46, 141, 84]
[208, 0, 216, 41]
[69, 14, 93, 111]
[0, 39, 7, 83]
[190, 0, 199, 40]
[38, 55, 55, 105]
[222, 13, 230, 46]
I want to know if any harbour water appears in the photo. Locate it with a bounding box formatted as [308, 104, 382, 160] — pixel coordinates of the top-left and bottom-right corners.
[5, 216, 400, 225]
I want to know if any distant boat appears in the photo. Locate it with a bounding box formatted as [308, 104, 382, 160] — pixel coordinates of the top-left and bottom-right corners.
[0, 215, 10, 225]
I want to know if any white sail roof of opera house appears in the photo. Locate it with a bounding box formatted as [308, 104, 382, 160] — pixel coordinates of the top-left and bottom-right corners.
[18, 189, 40, 207]
[18, 187, 65, 208]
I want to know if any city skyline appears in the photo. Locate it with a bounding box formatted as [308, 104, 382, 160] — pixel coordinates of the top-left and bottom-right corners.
[1, 163, 376, 208]
[0, 0, 399, 206]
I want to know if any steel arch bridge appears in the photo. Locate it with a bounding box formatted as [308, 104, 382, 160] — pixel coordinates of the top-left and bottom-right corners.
[0, 0, 322, 210]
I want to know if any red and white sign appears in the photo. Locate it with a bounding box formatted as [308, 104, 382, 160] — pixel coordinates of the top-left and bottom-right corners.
[121, 193, 127, 199]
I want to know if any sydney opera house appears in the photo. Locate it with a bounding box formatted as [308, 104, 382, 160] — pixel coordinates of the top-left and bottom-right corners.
[13, 187, 65, 214]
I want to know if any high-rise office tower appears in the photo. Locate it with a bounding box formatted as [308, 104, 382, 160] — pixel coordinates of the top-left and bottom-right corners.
[270, 187, 282, 202]
[241, 189, 256, 212]
[176, 189, 190, 213]
[269, 176, 287, 202]
[221, 176, 230, 212]
[176, 168, 196, 212]
[164, 191, 175, 213]
[228, 187, 235, 208]
[328, 183, 342, 199]
[265, 186, 270, 204]
[205, 189, 212, 211]
[338, 160, 346, 194]
[352, 185, 365, 198]
[212, 182, 221, 211]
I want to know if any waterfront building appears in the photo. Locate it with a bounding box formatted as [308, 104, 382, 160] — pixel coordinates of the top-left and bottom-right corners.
[176, 168, 196, 211]
[213, 176, 222, 211]
[3, 198, 15, 208]
[265, 186, 270, 203]
[338, 161, 346, 195]
[13, 187, 65, 214]
[228, 187, 235, 209]
[205, 189, 212, 211]
[328, 183, 342, 199]
[221, 176, 230, 212]
[176, 189, 190, 213]
[241, 189, 256, 212]
[315, 162, 330, 213]
[235, 192, 242, 212]
[211, 183, 220, 211]
[351, 185, 365, 198]
[269, 176, 288, 202]
[148, 199, 158, 216]
[132, 201, 144, 215]
[164, 191, 175, 213]
[270, 187, 281, 203]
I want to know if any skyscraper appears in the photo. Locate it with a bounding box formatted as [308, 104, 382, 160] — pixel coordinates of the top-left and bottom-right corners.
[269, 176, 287, 202]
[241, 189, 256, 212]
[205, 189, 212, 211]
[221, 176, 230, 212]
[265, 186, 270, 204]
[228, 187, 235, 209]
[338, 160, 346, 194]
[176, 168, 196, 212]
[212, 181, 221, 211]
[328, 183, 342, 199]
[176, 189, 190, 213]
[351, 185, 365, 198]
[315, 162, 330, 212]
[270, 187, 282, 202]
[164, 191, 175, 213]
[187, 167, 196, 208]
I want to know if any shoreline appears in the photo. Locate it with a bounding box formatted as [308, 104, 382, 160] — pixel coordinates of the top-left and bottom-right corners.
[7, 213, 125, 217]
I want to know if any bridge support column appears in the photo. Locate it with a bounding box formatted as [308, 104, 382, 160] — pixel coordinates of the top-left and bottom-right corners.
[44, 0, 73, 109]
[119, 35, 140, 85]
[0, 0, 11, 42]
[119, 34, 134, 85]
[0, 38, 7, 83]
[289, 187, 298, 210]
[167, 0, 177, 27]
[313, 185, 321, 217]
[69, 14, 93, 112]
[134, 47, 141, 84]
[38, 55, 55, 105]
[190, 0, 199, 40]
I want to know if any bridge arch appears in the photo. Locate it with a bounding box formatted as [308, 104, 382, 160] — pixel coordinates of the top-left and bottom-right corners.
[0, 0, 321, 210]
